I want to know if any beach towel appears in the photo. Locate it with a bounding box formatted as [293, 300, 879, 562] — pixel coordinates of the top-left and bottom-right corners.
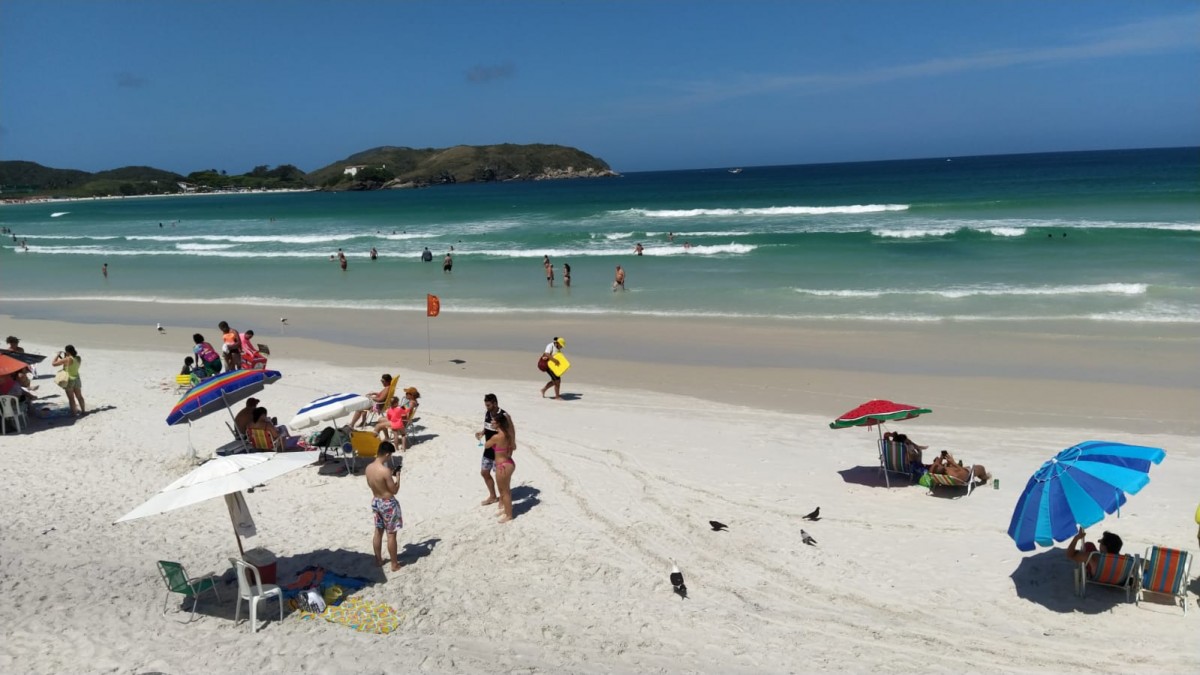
[283, 566, 401, 634]
[293, 595, 403, 634]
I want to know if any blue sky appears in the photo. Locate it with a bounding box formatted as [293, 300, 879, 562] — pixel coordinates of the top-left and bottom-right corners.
[2, 1, 1197, 173]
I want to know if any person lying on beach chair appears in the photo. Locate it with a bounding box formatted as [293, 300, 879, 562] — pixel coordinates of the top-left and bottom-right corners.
[928, 450, 989, 485]
[351, 373, 395, 428]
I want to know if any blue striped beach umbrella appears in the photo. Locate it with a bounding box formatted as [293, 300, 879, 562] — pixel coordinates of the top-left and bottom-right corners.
[290, 392, 372, 430]
[1007, 440, 1165, 552]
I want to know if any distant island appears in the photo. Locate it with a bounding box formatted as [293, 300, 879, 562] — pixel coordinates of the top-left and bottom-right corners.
[0, 143, 618, 199]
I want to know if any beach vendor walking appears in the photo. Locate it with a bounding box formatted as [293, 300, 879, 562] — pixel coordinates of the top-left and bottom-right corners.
[52, 345, 85, 417]
[538, 337, 565, 400]
[366, 442, 404, 572]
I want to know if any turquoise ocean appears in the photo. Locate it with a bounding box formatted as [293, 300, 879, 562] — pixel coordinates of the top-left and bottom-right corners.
[2, 147, 1198, 324]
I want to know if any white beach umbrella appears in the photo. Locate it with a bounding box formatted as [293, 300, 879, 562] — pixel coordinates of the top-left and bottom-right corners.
[290, 392, 372, 429]
[115, 451, 320, 555]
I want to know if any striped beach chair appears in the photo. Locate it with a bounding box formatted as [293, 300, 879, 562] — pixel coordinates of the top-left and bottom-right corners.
[925, 467, 976, 497]
[877, 439, 915, 488]
[1136, 546, 1192, 615]
[1075, 552, 1140, 601]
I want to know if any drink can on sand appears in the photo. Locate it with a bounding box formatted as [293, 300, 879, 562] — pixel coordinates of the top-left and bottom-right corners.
[993, 478, 999, 490]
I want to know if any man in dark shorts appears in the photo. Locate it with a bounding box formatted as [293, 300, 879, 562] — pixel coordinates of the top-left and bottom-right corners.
[443, 252, 453, 272]
[474, 394, 507, 506]
[539, 337, 565, 399]
[366, 441, 403, 572]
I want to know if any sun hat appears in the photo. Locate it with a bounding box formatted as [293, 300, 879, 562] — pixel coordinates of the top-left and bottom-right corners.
[404, 386, 420, 398]
[554, 337, 565, 348]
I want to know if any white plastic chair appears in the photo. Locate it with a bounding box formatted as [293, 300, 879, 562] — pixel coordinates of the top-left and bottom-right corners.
[229, 557, 283, 632]
[0, 395, 28, 434]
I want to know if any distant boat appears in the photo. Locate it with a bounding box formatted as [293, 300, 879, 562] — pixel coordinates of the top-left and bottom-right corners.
[51, 211, 69, 217]
[728, 168, 743, 174]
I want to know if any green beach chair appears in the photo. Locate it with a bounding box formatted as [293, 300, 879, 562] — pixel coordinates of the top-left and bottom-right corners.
[1136, 546, 1192, 615]
[925, 467, 976, 497]
[157, 560, 221, 623]
[1075, 552, 1140, 601]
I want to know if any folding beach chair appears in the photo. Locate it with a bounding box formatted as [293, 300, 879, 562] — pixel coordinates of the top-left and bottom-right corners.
[877, 439, 915, 488]
[1136, 546, 1192, 615]
[363, 374, 398, 427]
[157, 560, 221, 623]
[1075, 552, 1140, 601]
[925, 467, 976, 497]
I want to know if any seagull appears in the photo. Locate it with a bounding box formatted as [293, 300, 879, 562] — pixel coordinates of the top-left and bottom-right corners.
[280, 317, 288, 325]
[801, 529, 817, 546]
[156, 323, 166, 334]
[669, 561, 687, 599]
[709, 520, 728, 532]
[802, 507, 821, 521]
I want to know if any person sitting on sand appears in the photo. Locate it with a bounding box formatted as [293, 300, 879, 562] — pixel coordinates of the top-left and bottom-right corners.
[929, 450, 988, 485]
[1066, 527, 1124, 578]
[351, 374, 393, 428]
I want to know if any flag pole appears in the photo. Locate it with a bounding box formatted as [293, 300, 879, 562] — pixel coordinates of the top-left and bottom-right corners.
[426, 315, 431, 365]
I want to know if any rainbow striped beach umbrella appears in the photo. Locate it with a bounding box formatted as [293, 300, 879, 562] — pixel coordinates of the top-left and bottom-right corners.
[1007, 441, 1165, 552]
[166, 369, 282, 426]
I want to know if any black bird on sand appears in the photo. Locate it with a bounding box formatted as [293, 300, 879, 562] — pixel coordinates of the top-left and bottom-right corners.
[801, 529, 817, 546]
[670, 561, 687, 598]
[709, 520, 728, 532]
[802, 507, 820, 521]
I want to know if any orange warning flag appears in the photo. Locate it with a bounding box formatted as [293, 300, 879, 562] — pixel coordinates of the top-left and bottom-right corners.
[426, 294, 440, 317]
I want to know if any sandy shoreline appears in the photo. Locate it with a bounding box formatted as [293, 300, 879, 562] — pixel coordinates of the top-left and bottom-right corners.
[4, 300, 1199, 435]
[1, 308, 1197, 673]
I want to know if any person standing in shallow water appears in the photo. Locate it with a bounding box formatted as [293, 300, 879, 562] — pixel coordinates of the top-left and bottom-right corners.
[101, 263, 107, 278]
[563, 263, 571, 287]
[443, 252, 453, 273]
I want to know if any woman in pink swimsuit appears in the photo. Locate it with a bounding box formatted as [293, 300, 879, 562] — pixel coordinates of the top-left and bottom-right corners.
[484, 410, 517, 522]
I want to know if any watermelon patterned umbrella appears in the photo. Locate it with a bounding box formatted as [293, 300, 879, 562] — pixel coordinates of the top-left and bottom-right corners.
[829, 399, 932, 434]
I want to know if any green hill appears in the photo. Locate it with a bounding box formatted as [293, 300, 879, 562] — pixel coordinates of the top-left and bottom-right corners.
[307, 143, 617, 189]
[1, 143, 616, 198]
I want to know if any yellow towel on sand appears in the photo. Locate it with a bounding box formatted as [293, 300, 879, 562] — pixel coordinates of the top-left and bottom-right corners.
[295, 596, 403, 634]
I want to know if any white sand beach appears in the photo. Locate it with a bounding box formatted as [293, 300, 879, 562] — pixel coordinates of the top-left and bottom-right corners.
[1, 313, 1197, 673]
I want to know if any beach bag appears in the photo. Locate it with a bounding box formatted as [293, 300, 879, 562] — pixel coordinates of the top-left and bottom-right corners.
[54, 370, 70, 389]
[312, 426, 336, 447]
[537, 354, 550, 372]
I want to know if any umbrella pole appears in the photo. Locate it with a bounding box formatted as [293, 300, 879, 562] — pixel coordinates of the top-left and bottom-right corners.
[228, 502, 246, 558]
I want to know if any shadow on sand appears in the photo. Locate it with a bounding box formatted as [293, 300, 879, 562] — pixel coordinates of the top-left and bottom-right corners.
[511, 484, 542, 517]
[164, 548, 391, 628]
[1009, 549, 1129, 614]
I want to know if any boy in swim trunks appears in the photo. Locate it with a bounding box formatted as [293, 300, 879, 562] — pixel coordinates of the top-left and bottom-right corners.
[366, 442, 404, 572]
